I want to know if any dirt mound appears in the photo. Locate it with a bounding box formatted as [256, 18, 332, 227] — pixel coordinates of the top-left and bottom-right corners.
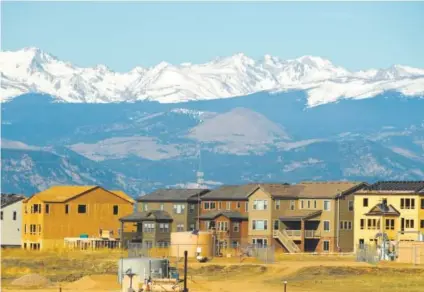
[11, 274, 51, 288]
[64, 276, 97, 290]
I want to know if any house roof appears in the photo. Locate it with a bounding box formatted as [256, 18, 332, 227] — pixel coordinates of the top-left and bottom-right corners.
[1, 194, 26, 209]
[137, 189, 210, 202]
[200, 184, 259, 200]
[25, 186, 135, 204]
[258, 181, 365, 199]
[279, 210, 322, 221]
[359, 181, 424, 194]
[365, 203, 400, 216]
[119, 210, 173, 222]
[198, 210, 248, 220]
[110, 190, 135, 204]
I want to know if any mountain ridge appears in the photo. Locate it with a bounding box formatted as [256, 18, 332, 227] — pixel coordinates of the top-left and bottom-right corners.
[1, 47, 423, 106]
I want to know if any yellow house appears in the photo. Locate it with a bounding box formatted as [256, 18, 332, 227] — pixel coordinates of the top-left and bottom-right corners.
[354, 181, 424, 252]
[22, 185, 135, 250]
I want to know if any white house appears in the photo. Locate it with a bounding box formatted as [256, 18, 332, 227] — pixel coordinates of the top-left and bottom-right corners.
[1, 194, 26, 247]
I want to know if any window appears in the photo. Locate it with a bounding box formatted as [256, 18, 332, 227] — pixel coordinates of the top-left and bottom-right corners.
[157, 241, 169, 248]
[300, 200, 304, 209]
[65, 204, 69, 214]
[348, 221, 352, 230]
[252, 220, 267, 230]
[217, 221, 228, 231]
[24, 224, 27, 234]
[173, 204, 185, 214]
[218, 202, 222, 210]
[204, 202, 210, 210]
[143, 203, 148, 211]
[340, 221, 352, 230]
[401, 198, 415, 209]
[323, 221, 330, 232]
[204, 221, 211, 230]
[32, 204, 41, 214]
[253, 200, 268, 210]
[38, 225, 41, 234]
[113, 205, 118, 215]
[252, 238, 268, 247]
[307, 200, 311, 209]
[231, 241, 239, 248]
[13, 211, 17, 221]
[273, 220, 279, 230]
[421, 220, 424, 229]
[405, 219, 415, 229]
[45, 204, 50, 214]
[323, 240, 330, 252]
[189, 204, 195, 213]
[363, 198, 368, 207]
[160, 204, 164, 211]
[367, 219, 379, 230]
[144, 241, 153, 249]
[177, 224, 185, 232]
[290, 200, 295, 210]
[421, 199, 424, 210]
[323, 200, 331, 211]
[0, 211, 3, 220]
[348, 201, 354, 211]
[275, 200, 281, 210]
[159, 223, 169, 232]
[210, 202, 216, 209]
[226, 202, 231, 210]
[233, 222, 240, 232]
[245, 202, 248, 211]
[25, 206, 28, 214]
[77, 205, 87, 214]
[360, 219, 365, 230]
[236, 202, 241, 209]
[313, 200, 317, 209]
[143, 223, 155, 232]
[386, 219, 395, 230]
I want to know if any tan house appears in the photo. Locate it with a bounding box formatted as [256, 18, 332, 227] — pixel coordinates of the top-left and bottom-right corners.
[247, 182, 366, 253]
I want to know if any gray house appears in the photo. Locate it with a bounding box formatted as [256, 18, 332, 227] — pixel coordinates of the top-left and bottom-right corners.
[119, 188, 210, 248]
[1, 194, 26, 248]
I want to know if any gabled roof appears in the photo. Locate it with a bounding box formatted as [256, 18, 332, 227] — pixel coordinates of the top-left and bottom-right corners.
[365, 203, 400, 216]
[137, 189, 210, 202]
[198, 210, 248, 220]
[110, 190, 135, 204]
[1, 194, 26, 208]
[359, 181, 424, 194]
[119, 210, 173, 222]
[25, 186, 135, 204]
[257, 181, 366, 199]
[200, 184, 258, 201]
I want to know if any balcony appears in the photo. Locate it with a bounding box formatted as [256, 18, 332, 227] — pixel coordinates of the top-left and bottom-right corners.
[284, 229, 320, 239]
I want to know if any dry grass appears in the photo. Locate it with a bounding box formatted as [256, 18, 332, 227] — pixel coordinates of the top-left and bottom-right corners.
[2, 248, 424, 292]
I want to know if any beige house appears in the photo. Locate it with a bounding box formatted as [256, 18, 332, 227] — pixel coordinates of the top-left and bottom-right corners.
[247, 182, 366, 253]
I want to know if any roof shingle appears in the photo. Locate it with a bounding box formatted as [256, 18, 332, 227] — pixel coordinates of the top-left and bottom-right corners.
[361, 181, 424, 193]
[200, 184, 258, 200]
[119, 210, 173, 222]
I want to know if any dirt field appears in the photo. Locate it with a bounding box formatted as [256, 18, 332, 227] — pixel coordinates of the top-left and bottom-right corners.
[2, 249, 424, 292]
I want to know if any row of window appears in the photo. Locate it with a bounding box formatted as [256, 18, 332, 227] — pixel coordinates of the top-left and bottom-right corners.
[24, 224, 42, 235]
[252, 219, 332, 232]
[203, 201, 246, 211]
[362, 198, 424, 210]
[26, 204, 120, 215]
[359, 218, 418, 230]
[0, 211, 17, 221]
[142, 203, 195, 214]
[339, 221, 353, 230]
[142, 222, 196, 232]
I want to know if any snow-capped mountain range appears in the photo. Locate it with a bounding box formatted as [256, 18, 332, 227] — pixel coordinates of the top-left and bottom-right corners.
[1, 47, 424, 106]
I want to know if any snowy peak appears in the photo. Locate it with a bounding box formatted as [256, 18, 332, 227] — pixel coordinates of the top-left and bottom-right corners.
[1, 48, 423, 105]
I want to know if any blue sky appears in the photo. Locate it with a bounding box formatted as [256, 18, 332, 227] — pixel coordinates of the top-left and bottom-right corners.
[2, 1, 424, 72]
